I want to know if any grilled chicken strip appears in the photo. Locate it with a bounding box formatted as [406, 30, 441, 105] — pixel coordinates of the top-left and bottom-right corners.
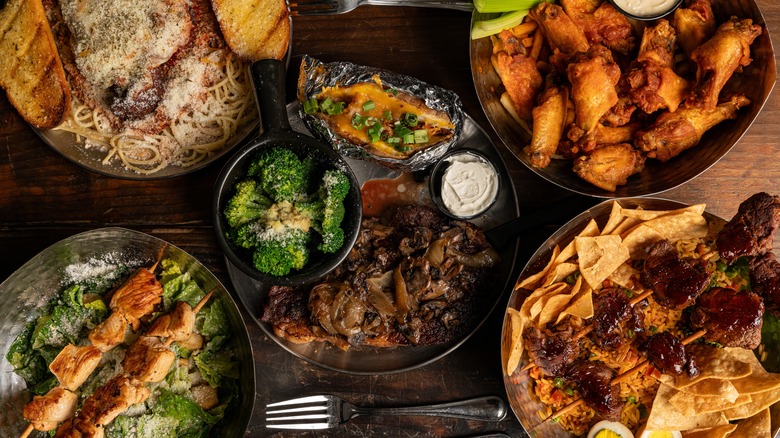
[122, 336, 176, 382]
[54, 417, 104, 438]
[49, 344, 102, 391]
[78, 374, 150, 427]
[88, 312, 129, 352]
[23, 387, 79, 432]
[109, 268, 163, 329]
[146, 300, 196, 342]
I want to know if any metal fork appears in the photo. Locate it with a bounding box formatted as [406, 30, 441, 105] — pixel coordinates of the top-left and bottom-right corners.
[288, 0, 474, 16]
[265, 394, 507, 429]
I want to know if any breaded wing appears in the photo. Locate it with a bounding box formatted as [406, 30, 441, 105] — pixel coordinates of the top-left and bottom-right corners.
[495, 51, 543, 122]
[572, 143, 645, 192]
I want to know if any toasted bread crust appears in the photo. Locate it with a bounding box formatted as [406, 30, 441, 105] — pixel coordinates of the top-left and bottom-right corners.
[210, 0, 290, 61]
[0, 0, 70, 129]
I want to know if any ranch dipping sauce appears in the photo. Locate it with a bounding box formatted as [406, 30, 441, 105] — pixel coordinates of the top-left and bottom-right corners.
[439, 152, 499, 218]
[611, 0, 679, 18]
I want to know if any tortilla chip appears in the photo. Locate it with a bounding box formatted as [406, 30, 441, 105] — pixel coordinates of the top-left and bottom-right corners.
[680, 423, 737, 438]
[542, 262, 579, 287]
[556, 281, 593, 324]
[504, 307, 525, 376]
[621, 204, 706, 221]
[647, 384, 729, 431]
[611, 217, 643, 237]
[601, 202, 624, 235]
[723, 386, 780, 420]
[529, 283, 568, 322]
[726, 348, 780, 394]
[728, 408, 771, 438]
[644, 211, 709, 242]
[575, 235, 629, 289]
[608, 262, 639, 289]
[555, 219, 600, 265]
[660, 375, 740, 403]
[622, 223, 665, 259]
[669, 391, 751, 416]
[672, 346, 753, 388]
[517, 245, 561, 290]
[538, 293, 575, 327]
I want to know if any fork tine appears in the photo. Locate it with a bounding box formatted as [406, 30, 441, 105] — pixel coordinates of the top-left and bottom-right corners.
[266, 423, 331, 430]
[266, 395, 329, 407]
[266, 405, 327, 415]
[288, 0, 339, 16]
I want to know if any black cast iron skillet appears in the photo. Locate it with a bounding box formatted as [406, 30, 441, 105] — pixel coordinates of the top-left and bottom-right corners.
[212, 59, 362, 286]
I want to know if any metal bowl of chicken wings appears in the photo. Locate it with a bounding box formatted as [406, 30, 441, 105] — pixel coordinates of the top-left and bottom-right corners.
[0, 228, 255, 437]
[470, 0, 776, 197]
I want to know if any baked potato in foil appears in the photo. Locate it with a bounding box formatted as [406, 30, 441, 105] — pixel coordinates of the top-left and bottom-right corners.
[297, 55, 464, 172]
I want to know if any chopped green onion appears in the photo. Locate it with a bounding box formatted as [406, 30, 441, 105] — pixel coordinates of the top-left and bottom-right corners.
[626, 329, 635, 339]
[402, 112, 418, 127]
[563, 387, 574, 396]
[627, 395, 636, 404]
[320, 98, 345, 115]
[471, 9, 530, 40]
[413, 129, 429, 143]
[352, 113, 364, 128]
[387, 88, 399, 96]
[364, 116, 379, 127]
[393, 125, 413, 138]
[367, 124, 383, 143]
[649, 325, 658, 334]
[623, 288, 634, 299]
[384, 110, 392, 121]
[552, 377, 564, 388]
[362, 100, 375, 111]
[303, 98, 319, 114]
[396, 145, 412, 152]
[387, 136, 401, 144]
[403, 133, 415, 144]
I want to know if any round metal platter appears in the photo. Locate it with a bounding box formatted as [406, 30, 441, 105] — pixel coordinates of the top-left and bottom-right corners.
[469, 0, 776, 198]
[225, 102, 520, 374]
[501, 197, 780, 437]
[0, 228, 255, 437]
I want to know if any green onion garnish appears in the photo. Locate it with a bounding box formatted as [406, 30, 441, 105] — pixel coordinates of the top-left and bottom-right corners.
[563, 387, 574, 396]
[388, 136, 401, 144]
[552, 377, 564, 388]
[352, 113, 364, 128]
[384, 110, 392, 121]
[627, 395, 636, 404]
[413, 129, 429, 143]
[402, 112, 418, 127]
[403, 133, 415, 144]
[362, 100, 375, 111]
[394, 125, 412, 138]
[303, 98, 319, 114]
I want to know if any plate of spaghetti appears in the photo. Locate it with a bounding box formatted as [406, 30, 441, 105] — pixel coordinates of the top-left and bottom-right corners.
[35, 0, 272, 178]
[502, 195, 780, 437]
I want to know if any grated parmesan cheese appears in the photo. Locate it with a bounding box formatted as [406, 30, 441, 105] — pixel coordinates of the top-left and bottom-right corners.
[59, 0, 192, 91]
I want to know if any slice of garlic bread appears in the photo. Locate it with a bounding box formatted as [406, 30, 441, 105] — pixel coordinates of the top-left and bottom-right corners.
[211, 0, 291, 61]
[0, 0, 70, 129]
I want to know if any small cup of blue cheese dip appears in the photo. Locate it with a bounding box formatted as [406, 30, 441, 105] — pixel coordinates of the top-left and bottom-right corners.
[608, 0, 682, 20]
[429, 149, 500, 220]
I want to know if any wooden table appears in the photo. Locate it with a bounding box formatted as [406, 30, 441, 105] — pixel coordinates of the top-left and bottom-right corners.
[1, 3, 779, 437]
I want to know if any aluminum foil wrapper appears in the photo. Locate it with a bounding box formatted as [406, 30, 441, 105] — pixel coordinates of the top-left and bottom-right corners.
[297, 55, 464, 172]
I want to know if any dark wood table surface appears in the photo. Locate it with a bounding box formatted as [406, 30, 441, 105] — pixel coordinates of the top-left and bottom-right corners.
[1, 2, 779, 437]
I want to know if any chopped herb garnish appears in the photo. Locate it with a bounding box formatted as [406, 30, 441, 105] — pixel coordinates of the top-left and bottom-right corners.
[649, 325, 658, 334]
[627, 395, 636, 404]
[563, 387, 574, 396]
[403, 133, 415, 144]
[303, 98, 319, 114]
[351, 113, 364, 128]
[402, 112, 418, 127]
[362, 100, 375, 111]
[413, 129, 428, 143]
[383, 110, 392, 121]
[552, 377, 564, 388]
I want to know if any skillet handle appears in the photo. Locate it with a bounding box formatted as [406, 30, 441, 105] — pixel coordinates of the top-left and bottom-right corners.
[249, 59, 292, 133]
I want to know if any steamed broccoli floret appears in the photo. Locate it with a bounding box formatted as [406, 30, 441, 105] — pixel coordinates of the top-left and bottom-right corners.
[320, 169, 350, 205]
[223, 179, 272, 229]
[318, 227, 345, 253]
[248, 148, 311, 202]
[252, 227, 310, 276]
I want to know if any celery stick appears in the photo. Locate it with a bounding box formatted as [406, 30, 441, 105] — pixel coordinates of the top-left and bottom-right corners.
[473, 0, 548, 13]
[471, 9, 529, 40]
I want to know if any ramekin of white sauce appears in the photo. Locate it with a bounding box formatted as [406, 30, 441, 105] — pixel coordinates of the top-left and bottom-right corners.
[609, 0, 682, 20]
[430, 149, 500, 219]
